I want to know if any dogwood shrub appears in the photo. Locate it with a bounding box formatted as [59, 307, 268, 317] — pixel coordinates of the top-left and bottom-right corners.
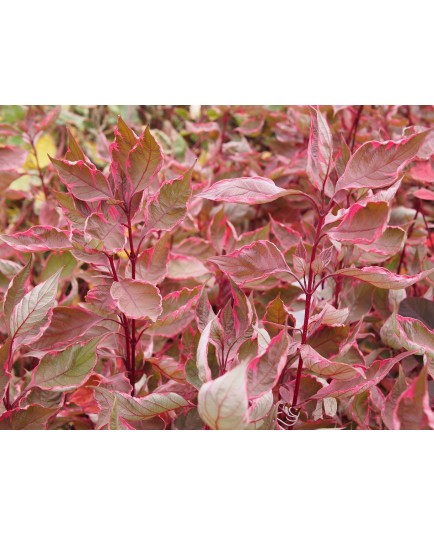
[0, 105, 433, 429]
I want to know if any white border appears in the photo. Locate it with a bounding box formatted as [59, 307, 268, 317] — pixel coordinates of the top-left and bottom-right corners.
[1, 432, 433, 535]
[1, 2, 433, 534]
[1, 1, 433, 103]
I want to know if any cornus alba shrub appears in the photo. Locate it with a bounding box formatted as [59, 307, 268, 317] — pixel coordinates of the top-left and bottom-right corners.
[0, 105, 433, 430]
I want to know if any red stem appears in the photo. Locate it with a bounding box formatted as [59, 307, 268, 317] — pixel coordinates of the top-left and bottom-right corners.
[108, 253, 135, 393]
[290, 214, 325, 422]
[4, 338, 15, 411]
[126, 213, 137, 396]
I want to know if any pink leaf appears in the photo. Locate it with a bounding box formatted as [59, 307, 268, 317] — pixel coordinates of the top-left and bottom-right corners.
[247, 330, 290, 398]
[84, 213, 126, 252]
[110, 279, 162, 321]
[197, 176, 296, 204]
[9, 270, 62, 347]
[392, 314, 434, 374]
[357, 227, 405, 256]
[335, 129, 431, 192]
[147, 286, 201, 337]
[270, 216, 302, 250]
[336, 266, 434, 289]
[327, 202, 389, 244]
[0, 226, 72, 252]
[210, 240, 291, 285]
[413, 188, 434, 201]
[382, 365, 407, 430]
[126, 233, 170, 284]
[198, 361, 249, 430]
[186, 121, 220, 135]
[312, 350, 415, 400]
[0, 145, 27, 192]
[300, 344, 361, 380]
[393, 367, 434, 430]
[307, 107, 333, 193]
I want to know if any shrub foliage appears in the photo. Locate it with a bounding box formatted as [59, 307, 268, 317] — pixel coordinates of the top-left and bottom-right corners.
[0, 105, 433, 429]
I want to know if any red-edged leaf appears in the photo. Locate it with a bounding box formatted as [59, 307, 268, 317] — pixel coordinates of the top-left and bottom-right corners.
[307, 107, 333, 192]
[247, 330, 290, 398]
[3, 260, 31, 323]
[393, 367, 434, 430]
[0, 404, 58, 430]
[0, 226, 72, 252]
[327, 202, 389, 244]
[208, 207, 237, 254]
[198, 362, 248, 430]
[382, 365, 407, 430]
[127, 233, 170, 284]
[392, 314, 434, 374]
[30, 339, 100, 391]
[110, 279, 162, 321]
[210, 240, 291, 285]
[398, 297, 434, 330]
[84, 213, 126, 252]
[50, 157, 113, 202]
[147, 286, 201, 337]
[148, 356, 186, 383]
[197, 176, 298, 204]
[126, 126, 163, 194]
[9, 270, 61, 346]
[270, 216, 302, 250]
[336, 266, 434, 289]
[94, 388, 188, 428]
[65, 129, 88, 162]
[0, 145, 27, 191]
[357, 227, 405, 256]
[196, 319, 214, 383]
[143, 164, 193, 232]
[335, 130, 431, 192]
[110, 116, 139, 184]
[31, 306, 102, 352]
[300, 344, 361, 381]
[312, 350, 415, 400]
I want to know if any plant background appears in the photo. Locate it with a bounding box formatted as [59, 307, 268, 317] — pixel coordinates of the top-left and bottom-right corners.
[1, 105, 433, 430]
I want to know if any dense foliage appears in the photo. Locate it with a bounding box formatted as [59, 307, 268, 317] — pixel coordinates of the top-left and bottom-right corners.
[0, 105, 433, 430]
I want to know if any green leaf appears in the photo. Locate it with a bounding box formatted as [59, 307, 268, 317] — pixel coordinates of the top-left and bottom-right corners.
[94, 388, 189, 428]
[0, 405, 58, 430]
[31, 339, 100, 391]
